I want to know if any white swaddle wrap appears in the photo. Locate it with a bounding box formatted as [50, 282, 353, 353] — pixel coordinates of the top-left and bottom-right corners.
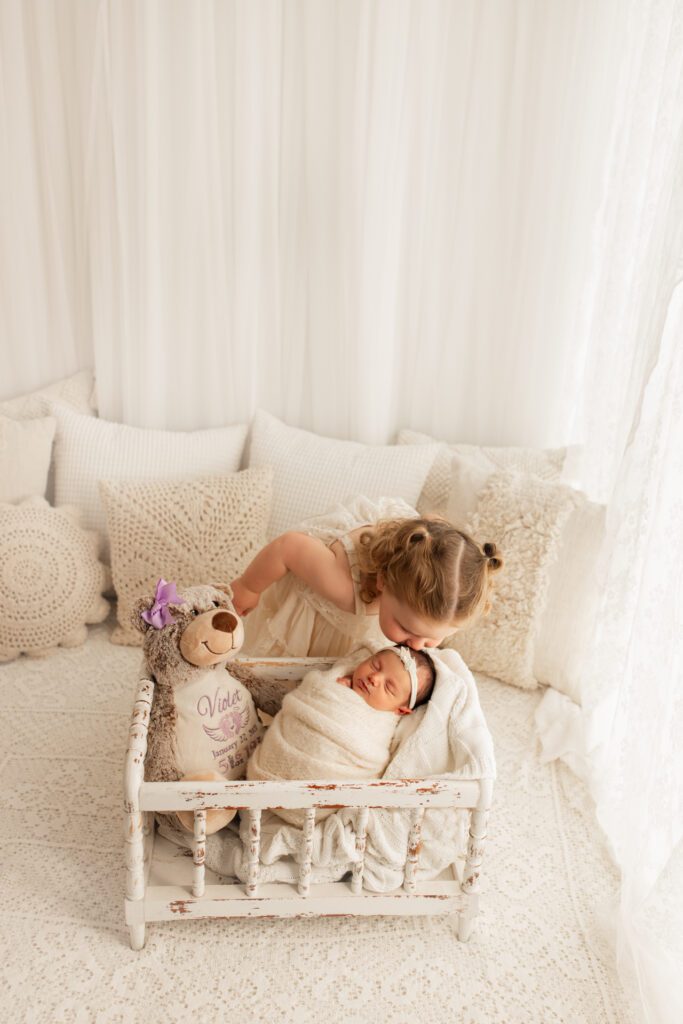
[246, 661, 398, 825]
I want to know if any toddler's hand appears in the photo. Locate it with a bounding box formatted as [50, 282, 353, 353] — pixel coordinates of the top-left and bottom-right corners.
[231, 577, 260, 616]
[336, 675, 352, 688]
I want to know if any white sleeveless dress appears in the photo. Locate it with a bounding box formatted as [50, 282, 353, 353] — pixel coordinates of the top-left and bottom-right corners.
[242, 495, 417, 658]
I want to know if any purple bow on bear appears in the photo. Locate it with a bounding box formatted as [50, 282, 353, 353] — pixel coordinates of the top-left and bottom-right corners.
[141, 578, 181, 629]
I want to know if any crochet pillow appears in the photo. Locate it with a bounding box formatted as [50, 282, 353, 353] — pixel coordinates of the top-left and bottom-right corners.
[0, 369, 97, 419]
[397, 427, 568, 517]
[0, 499, 109, 662]
[49, 403, 248, 560]
[100, 466, 273, 646]
[446, 453, 604, 700]
[0, 415, 56, 503]
[446, 456, 580, 691]
[248, 410, 440, 539]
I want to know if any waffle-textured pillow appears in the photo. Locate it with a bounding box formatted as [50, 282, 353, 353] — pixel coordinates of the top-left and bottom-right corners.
[0, 415, 56, 503]
[397, 427, 567, 516]
[248, 410, 440, 539]
[49, 403, 248, 559]
[100, 467, 273, 646]
[446, 455, 579, 690]
[0, 369, 97, 419]
[0, 499, 109, 662]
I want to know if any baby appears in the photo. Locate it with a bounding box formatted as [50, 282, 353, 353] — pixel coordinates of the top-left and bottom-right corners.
[246, 644, 435, 825]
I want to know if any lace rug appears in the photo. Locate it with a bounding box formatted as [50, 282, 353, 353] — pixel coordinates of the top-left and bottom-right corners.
[0, 614, 636, 1024]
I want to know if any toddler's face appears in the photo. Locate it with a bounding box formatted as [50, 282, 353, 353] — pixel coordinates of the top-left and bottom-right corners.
[351, 649, 412, 714]
[377, 588, 454, 651]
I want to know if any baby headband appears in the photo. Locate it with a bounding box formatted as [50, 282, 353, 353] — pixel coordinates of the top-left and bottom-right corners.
[382, 645, 419, 709]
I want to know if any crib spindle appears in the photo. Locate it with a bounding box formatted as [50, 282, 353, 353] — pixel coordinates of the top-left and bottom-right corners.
[246, 809, 261, 897]
[461, 806, 488, 894]
[351, 806, 370, 894]
[403, 806, 424, 893]
[298, 808, 316, 896]
[192, 809, 206, 898]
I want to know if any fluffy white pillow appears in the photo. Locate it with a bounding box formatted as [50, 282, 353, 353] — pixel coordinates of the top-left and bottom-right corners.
[0, 498, 109, 661]
[446, 454, 603, 701]
[0, 415, 56, 503]
[49, 403, 248, 559]
[248, 410, 440, 539]
[100, 467, 273, 646]
[0, 369, 97, 419]
[397, 427, 567, 516]
[533, 499, 604, 702]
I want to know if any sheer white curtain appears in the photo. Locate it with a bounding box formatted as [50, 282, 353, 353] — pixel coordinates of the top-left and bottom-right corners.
[564, 4, 683, 1019]
[0, 0, 96, 399]
[83, 0, 624, 442]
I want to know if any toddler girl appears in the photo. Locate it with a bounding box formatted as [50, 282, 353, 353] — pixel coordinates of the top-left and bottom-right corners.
[231, 495, 502, 659]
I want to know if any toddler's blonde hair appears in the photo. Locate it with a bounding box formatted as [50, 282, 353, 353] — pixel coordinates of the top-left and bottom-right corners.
[358, 516, 503, 628]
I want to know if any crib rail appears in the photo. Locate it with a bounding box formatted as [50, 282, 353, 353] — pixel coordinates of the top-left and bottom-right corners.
[138, 776, 481, 812]
[124, 667, 493, 949]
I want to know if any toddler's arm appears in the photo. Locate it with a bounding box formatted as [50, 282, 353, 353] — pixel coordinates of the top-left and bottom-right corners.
[231, 532, 355, 616]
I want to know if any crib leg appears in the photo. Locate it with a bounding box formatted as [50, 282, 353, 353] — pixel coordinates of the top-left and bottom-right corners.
[129, 923, 146, 950]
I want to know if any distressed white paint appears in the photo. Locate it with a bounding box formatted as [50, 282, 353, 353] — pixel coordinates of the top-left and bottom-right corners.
[298, 809, 316, 896]
[351, 806, 369, 894]
[192, 810, 206, 898]
[246, 809, 261, 898]
[403, 806, 425, 894]
[138, 777, 479, 812]
[123, 661, 493, 950]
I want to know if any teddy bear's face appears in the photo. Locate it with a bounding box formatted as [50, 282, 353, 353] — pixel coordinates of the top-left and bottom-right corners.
[179, 605, 244, 666]
[134, 582, 244, 685]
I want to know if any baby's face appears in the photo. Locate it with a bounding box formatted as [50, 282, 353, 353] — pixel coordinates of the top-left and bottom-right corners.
[351, 649, 412, 714]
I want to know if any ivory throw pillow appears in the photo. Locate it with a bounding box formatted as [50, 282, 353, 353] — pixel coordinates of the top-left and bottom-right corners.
[248, 410, 440, 539]
[49, 403, 248, 559]
[0, 415, 56, 503]
[397, 427, 567, 517]
[0, 498, 109, 662]
[101, 467, 273, 646]
[0, 369, 97, 419]
[446, 453, 604, 701]
[446, 456, 579, 690]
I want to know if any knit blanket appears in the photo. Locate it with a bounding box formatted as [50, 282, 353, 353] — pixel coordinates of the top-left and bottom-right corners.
[246, 661, 398, 825]
[158, 647, 496, 891]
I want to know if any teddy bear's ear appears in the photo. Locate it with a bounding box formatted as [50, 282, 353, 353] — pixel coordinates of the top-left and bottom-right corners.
[211, 582, 233, 602]
[132, 595, 154, 635]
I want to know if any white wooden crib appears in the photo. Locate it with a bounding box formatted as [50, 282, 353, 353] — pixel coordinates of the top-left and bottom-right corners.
[123, 657, 493, 950]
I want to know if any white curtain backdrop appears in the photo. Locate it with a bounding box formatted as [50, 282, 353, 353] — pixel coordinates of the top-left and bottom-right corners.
[563, 4, 683, 1019]
[1, 3, 682, 1021]
[4, 0, 625, 446]
[0, 0, 96, 397]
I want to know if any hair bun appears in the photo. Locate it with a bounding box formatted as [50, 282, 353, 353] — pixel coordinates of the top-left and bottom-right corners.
[483, 542, 503, 572]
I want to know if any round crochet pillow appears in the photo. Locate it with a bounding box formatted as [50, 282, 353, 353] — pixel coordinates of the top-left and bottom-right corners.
[0, 498, 110, 661]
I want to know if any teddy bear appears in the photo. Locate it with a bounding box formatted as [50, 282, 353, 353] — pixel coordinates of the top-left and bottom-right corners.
[134, 579, 263, 834]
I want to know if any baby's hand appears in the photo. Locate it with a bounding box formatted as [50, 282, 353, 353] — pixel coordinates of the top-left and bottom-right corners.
[231, 577, 260, 617]
[336, 675, 352, 688]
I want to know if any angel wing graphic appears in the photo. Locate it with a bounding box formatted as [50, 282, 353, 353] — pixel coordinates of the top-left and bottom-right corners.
[203, 723, 229, 742]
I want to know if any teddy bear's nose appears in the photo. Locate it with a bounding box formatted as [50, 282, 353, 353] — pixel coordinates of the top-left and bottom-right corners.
[212, 611, 238, 634]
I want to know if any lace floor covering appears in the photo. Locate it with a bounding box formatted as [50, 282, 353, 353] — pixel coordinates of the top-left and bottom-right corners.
[0, 614, 636, 1023]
